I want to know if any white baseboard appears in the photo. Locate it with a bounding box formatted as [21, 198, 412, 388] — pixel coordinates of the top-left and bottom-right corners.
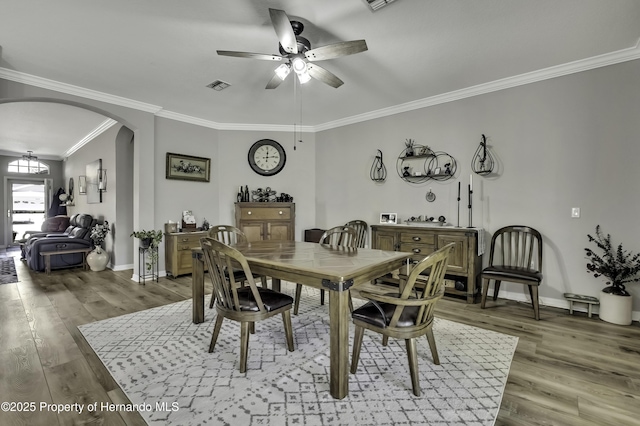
[498, 289, 640, 322]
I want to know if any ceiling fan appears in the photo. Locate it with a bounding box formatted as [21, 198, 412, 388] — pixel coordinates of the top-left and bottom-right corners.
[217, 8, 368, 89]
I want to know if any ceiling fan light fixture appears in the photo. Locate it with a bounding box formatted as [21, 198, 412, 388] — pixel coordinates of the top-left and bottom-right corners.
[291, 57, 307, 74]
[22, 150, 38, 161]
[275, 63, 291, 80]
[297, 71, 311, 84]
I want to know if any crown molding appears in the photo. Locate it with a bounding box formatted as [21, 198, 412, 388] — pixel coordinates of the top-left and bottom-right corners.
[0, 68, 163, 114]
[314, 38, 640, 132]
[63, 118, 119, 158]
[2, 37, 639, 134]
[156, 110, 314, 132]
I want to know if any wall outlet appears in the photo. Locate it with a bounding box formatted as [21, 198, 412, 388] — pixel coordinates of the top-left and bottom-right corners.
[571, 207, 581, 218]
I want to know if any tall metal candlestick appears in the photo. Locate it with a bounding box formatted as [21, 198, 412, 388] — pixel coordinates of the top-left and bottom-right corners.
[467, 184, 473, 228]
[456, 181, 461, 227]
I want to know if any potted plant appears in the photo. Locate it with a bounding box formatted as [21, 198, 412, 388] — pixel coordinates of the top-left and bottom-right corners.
[131, 229, 163, 271]
[87, 220, 110, 271]
[585, 225, 640, 325]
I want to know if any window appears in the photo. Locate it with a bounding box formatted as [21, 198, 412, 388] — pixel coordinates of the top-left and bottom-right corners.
[7, 159, 50, 174]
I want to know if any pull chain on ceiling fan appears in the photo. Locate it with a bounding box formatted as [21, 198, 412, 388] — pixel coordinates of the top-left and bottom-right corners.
[217, 8, 368, 89]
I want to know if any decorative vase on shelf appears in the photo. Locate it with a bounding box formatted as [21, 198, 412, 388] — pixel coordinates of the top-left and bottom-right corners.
[87, 247, 109, 271]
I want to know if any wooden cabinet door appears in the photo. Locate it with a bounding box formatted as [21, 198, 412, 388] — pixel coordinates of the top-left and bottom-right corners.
[374, 230, 397, 251]
[267, 222, 291, 240]
[241, 222, 264, 242]
[437, 233, 468, 273]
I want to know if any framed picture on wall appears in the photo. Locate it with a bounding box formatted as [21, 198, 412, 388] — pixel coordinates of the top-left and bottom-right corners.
[166, 152, 211, 182]
[380, 213, 397, 224]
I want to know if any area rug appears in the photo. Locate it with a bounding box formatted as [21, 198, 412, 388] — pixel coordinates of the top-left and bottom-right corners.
[79, 284, 518, 426]
[0, 257, 18, 284]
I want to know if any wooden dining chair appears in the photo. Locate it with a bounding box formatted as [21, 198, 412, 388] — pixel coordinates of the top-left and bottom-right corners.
[207, 225, 267, 309]
[350, 243, 454, 396]
[480, 225, 543, 320]
[293, 225, 358, 315]
[200, 237, 295, 373]
[345, 219, 368, 248]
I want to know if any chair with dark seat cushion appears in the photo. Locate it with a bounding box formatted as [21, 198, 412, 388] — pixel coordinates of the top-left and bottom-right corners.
[294, 225, 357, 315]
[345, 219, 368, 248]
[200, 237, 295, 373]
[350, 243, 454, 396]
[18, 215, 71, 258]
[480, 225, 544, 320]
[207, 225, 268, 308]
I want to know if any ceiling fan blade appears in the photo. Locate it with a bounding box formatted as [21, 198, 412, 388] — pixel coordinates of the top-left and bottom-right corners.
[217, 50, 283, 61]
[269, 8, 298, 54]
[266, 73, 285, 89]
[307, 63, 344, 88]
[305, 40, 368, 61]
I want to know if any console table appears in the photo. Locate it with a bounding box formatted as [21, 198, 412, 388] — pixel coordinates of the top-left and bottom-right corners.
[371, 224, 484, 303]
[164, 230, 208, 276]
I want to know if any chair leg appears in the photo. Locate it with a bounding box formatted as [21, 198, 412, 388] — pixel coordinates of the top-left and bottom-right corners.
[249, 322, 255, 334]
[282, 310, 295, 351]
[529, 285, 540, 320]
[260, 276, 268, 288]
[350, 325, 364, 374]
[320, 289, 325, 305]
[208, 315, 224, 353]
[493, 280, 501, 300]
[348, 291, 354, 313]
[425, 328, 440, 365]
[209, 292, 216, 309]
[406, 338, 420, 397]
[480, 278, 490, 309]
[294, 284, 303, 315]
[239, 321, 250, 373]
[382, 336, 389, 346]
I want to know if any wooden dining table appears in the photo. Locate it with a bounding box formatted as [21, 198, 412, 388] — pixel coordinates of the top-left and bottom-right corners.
[191, 240, 411, 400]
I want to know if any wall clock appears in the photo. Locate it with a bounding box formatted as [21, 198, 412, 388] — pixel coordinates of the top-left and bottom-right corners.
[248, 139, 286, 176]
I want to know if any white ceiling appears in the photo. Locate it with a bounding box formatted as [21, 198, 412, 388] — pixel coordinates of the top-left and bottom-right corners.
[1, 0, 639, 159]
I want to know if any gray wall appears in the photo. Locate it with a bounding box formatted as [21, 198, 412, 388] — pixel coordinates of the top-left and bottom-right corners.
[315, 58, 640, 315]
[2, 58, 639, 319]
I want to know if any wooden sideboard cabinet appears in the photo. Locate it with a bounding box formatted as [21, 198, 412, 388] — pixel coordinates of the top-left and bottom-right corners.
[371, 224, 483, 303]
[235, 202, 295, 242]
[165, 230, 208, 277]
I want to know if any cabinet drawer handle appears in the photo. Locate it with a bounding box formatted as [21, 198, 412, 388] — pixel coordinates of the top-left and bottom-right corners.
[279, 211, 283, 215]
[413, 248, 421, 253]
[247, 211, 252, 215]
[412, 236, 421, 241]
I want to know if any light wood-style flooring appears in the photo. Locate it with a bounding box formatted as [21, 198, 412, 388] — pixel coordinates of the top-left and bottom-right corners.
[1, 254, 639, 425]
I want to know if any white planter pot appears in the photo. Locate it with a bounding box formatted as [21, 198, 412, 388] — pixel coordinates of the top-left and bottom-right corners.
[599, 290, 632, 325]
[87, 247, 109, 272]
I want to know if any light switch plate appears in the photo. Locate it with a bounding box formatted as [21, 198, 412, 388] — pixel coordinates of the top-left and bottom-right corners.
[571, 207, 581, 218]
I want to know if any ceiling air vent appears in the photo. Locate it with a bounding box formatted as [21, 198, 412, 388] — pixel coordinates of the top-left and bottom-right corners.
[206, 80, 231, 91]
[363, 0, 397, 12]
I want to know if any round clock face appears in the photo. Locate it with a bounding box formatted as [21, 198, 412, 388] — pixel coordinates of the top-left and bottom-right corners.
[248, 139, 286, 176]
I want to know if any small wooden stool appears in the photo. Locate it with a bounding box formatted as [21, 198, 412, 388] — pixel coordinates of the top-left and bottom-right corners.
[564, 293, 599, 318]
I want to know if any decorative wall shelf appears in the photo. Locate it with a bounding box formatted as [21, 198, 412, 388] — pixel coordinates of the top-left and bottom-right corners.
[396, 144, 457, 184]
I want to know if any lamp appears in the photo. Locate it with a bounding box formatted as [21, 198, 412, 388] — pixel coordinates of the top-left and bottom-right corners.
[275, 63, 291, 80]
[291, 57, 311, 84]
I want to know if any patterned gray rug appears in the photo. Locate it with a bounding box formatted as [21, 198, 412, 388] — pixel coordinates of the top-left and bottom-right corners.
[79, 284, 517, 425]
[0, 257, 18, 284]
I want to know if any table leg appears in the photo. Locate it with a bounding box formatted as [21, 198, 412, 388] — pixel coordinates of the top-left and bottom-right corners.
[192, 251, 205, 324]
[328, 287, 350, 399]
[271, 277, 281, 292]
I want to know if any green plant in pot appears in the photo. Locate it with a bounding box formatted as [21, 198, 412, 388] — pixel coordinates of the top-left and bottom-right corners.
[585, 225, 640, 325]
[131, 229, 163, 271]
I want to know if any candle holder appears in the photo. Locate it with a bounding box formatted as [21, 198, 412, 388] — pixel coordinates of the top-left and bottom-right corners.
[467, 185, 473, 228]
